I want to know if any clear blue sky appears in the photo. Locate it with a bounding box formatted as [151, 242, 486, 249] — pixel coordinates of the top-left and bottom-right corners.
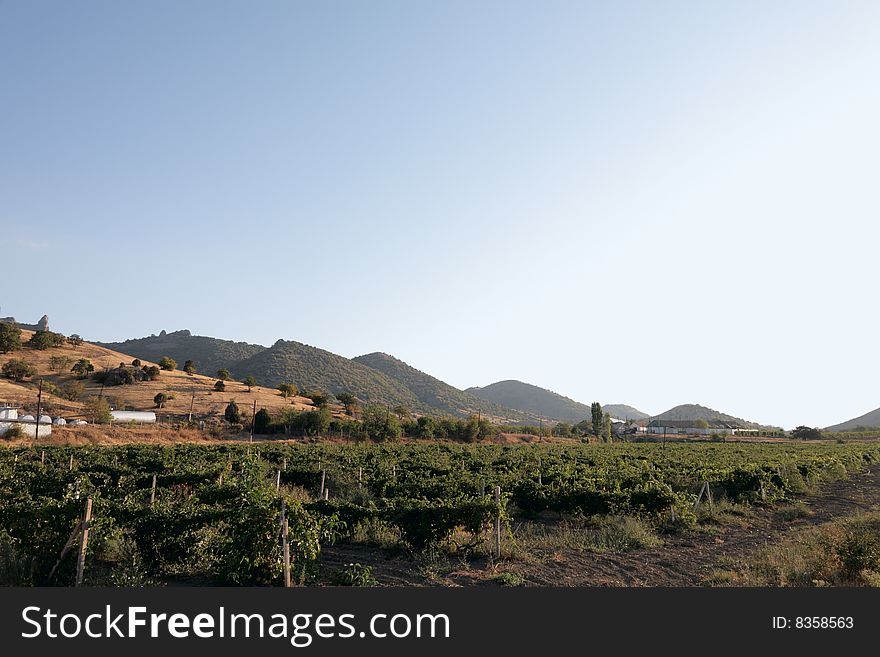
[3, 1, 879, 429]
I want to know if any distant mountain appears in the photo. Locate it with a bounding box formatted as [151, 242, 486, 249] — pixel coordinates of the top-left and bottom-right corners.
[98, 330, 267, 377]
[651, 404, 765, 429]
[229, 340, 427, 411]
[466, 380, 594, 424]
[354, 353, 534, 423]
[825, 407, 880, 432]
[603, 404, 650, 422]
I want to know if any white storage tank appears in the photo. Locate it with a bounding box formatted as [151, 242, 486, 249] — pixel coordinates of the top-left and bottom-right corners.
[110, 411, 157, 424]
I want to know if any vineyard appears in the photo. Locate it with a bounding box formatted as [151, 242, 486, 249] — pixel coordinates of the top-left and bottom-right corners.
[2, 440, 880, 586]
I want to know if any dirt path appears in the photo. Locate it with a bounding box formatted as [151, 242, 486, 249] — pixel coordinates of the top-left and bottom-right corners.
[319, 465, 880, 586]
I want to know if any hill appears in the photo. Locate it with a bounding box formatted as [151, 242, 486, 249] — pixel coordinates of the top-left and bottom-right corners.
[651, 404, 765, 429]
[97, 330, 267, 379]
[229, 340, 429, 412]
[466, 380, 595, 424]
[0, 330, 314, 421]
[603, 404, 650, 421]
[353, 353, 535, 423]
[825, 407, 880, 432]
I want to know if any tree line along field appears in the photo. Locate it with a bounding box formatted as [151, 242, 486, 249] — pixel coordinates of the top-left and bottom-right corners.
[2, 441, 880, 586]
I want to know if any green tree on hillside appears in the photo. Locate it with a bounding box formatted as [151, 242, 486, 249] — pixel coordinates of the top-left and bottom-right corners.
[214, 380, 226, 392]
[277, 383, 298, 399]
[362, 405, 402, 442]
[49, 355, 74, 372]
[86, 396, 112, 423]
[307, 391, 330, 407]
[154, 393, 169, 409]
[254, 408, 271, 434]
[2, 359, 35, 381]
[243, 375, 257, 392]
[159, 356, 177, 371]
[183, 360, 196, 375]
[591, 402, 604, 437]
[71, 358, 95, 379]
[131, 359, 141, 367]
[336, 392, 357, 414]
[216, 368, 231, 381]
[66, 334, 84, 346]
[62, 381, 85, 401]
[224, 400, 242, 424]
[0, 324, 22, 353]
[28, 330, 65, 350]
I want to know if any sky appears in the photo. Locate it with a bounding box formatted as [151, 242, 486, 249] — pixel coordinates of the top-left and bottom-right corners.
[2, 1, 879, 429]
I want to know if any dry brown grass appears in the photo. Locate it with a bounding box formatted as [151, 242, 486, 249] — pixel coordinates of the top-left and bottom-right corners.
[0, 330, 317, 419]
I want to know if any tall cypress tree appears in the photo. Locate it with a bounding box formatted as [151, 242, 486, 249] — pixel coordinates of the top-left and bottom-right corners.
[591, 402, 603, 437]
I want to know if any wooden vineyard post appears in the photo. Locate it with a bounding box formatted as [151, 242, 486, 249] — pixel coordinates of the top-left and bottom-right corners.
[480, 480, 485, 497]
[693, 482, 705, 510]
[250, 400, 257, 442]
[75, 497, 92, 587]
[706, 482, 713, 507]
[34, 380, 43, 442]
[324, 487, 329, 501]
[283, 457, 288, 471]
[281, 500, 292, 588]
[276, 470, 281, 492]
[41, 450, 45, 468]
[319, 470, 326, 499]
[494, 485, 502, 559]
[760, 480, 766, 501]
[150, 474, 157, 506]
[219, 474, 223, 486]
[69, 454, 74, 471]
[358, 466, 363, 491]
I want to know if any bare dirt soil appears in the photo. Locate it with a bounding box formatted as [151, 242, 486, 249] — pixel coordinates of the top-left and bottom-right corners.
[319, 465, 880, 587]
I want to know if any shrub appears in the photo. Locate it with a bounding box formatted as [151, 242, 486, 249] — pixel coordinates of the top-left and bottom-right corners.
[837, 529, 880, 579]
[183, 360, 196, 375]
[159, 357, 177, 371]
[154, 393, 169, 409]
[214, 380, 225, 392]
[66, 334, 84, 346]
[142, 365, 160, 380]
[131, 359, 141, 367]
[2, 359, 35, 382]
[216, 369, 231, 381]
[330, 563, 378, 586]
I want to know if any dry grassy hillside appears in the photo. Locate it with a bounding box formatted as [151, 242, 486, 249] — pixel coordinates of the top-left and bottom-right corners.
[0, 331, 316, 420]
